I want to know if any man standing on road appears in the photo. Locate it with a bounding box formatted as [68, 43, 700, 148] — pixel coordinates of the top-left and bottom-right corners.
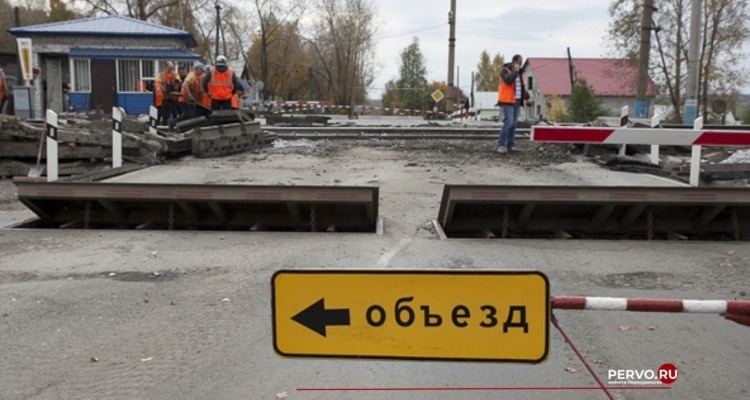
[203, 55, 243, 110]
[496, 54, 529, 154]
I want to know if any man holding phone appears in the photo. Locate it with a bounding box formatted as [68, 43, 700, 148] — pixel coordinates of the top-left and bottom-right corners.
[496, 54, 529, 154]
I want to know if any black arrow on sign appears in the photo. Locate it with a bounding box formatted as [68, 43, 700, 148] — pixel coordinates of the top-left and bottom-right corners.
[292, 298, 350, 337]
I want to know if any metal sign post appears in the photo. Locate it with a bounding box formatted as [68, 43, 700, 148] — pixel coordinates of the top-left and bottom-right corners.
[149, 105, 158, 135]
[273, 270, 550, 363]
[46, 109, 58, 182]
[650, 113, 663, 165]
[619, 106, 628, 156]
[690, 117, 703, 187]
[112, 107, 124, 168]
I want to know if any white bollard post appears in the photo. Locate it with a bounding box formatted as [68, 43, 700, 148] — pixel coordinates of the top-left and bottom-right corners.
[690, 117, 704, 187]
[46, 109, 58, 182]
[650, 114, 663, 165]
[112, 106, 123, 168]
[619, 106, 629, 156]
[149, 105, 158, 135]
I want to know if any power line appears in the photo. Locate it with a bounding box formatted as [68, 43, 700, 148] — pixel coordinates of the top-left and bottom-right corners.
[376, 23, 447, 40]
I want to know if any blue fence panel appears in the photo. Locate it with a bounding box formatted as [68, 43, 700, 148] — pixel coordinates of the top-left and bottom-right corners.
[68, 93, 91, 112]
[117, 93, 154, 116]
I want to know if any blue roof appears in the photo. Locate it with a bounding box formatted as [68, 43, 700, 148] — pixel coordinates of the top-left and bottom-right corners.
[8, 15, 197, 47]
[69, 47, 201, 60]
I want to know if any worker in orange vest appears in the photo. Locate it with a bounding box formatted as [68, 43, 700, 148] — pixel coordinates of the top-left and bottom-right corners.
[169, 63, 208, 129]
[156, 62, 179, 125]
[202, 55, 243, 110]
[0, 65, 8, 114]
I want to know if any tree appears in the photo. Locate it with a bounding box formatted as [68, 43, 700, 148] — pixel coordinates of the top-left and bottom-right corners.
[475, 50, 504, 92]
[308, 0, 378, 107]
[606, 0, 749, 122]
[381, 79, 401, 114]
[0, 0, 49, 54]
[395, 37, 427, 111]
[245, 0, 306, 99]
[561, 78, 608, 122]
[545, 93, 567, 123]
[49, 0, 80, 22]
[77, 0, 181, 21]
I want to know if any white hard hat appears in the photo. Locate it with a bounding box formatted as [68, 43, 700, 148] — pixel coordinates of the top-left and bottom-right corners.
[217, 55, 227, 63]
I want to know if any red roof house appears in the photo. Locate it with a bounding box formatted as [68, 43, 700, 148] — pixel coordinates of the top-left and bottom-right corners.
[522, 58, 659, 119]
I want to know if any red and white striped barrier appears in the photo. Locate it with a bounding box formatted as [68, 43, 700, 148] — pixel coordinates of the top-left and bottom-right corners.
[531, 126, 750, 147]
[552, 296, 750, 328]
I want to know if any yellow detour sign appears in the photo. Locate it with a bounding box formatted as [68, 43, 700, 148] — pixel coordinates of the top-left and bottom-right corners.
[272, 270, 550, 363]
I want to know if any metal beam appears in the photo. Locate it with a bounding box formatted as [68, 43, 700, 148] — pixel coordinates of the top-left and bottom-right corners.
[208, 202, 228, 224]
[99, 200, 128, 223]
[517, 203, 536, 230]
[590, 204, 616, 230]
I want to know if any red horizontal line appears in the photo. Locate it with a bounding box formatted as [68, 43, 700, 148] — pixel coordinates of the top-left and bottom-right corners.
[298, 386, 670, 391]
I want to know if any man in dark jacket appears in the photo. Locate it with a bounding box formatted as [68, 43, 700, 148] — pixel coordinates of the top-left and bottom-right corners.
[496, 54, 529, 154]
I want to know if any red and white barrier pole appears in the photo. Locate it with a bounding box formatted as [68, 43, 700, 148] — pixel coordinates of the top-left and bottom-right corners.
[619, 106, 628, 156]
[149, 105, 158, 135]
[112, 106, 124, 168]
[46, 109, 58, 182]
[552, 296, 750, 328]
[650, 113, 662, 164]
[690, 117, 703, 187]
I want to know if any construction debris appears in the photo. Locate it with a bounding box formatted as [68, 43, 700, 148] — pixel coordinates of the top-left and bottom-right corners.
[0, 110, 269, 178]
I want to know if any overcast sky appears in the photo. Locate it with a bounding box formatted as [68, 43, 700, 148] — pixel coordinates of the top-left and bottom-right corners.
[368, 0, 616, 97]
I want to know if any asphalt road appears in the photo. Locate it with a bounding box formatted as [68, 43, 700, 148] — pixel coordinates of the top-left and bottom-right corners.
[1, 140, 748, 400]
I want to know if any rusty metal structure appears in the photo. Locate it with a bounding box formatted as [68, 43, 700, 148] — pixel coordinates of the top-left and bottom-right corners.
[14, 182, 378, 233]
[437, 185, 750, 240]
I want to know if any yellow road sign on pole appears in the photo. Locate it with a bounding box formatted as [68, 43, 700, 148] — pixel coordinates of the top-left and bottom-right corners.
[272, 270, 550, 363]
[431, 89, 444, 103]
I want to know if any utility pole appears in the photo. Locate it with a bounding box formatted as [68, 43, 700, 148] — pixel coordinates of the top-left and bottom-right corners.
[566, 47, 575, 90]
[470, 71, 475, 109]
[214, 2, 222, 63]
[684, 0, 702, 124]
[635, 0, 655, 118]
[447, 0, 456, 113]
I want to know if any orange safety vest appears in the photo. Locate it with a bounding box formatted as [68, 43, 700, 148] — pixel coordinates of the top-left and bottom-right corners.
[208, 67, 234, 101]
[201, 91, 211, 108]
[179, 72, 202, 104]
[231, 93, 240, 109]
[497, 67, 524, 105]
[155, 71, 177, 106]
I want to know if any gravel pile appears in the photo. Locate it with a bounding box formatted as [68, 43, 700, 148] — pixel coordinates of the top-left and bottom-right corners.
[261, 139, 579, 167]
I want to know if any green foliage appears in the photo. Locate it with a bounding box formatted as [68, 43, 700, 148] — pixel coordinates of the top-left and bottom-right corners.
[395, 37, 428, 111]
[561, 78, 608, 122]
[743, 107, 750, 125]
[475, 50, 504, 92]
